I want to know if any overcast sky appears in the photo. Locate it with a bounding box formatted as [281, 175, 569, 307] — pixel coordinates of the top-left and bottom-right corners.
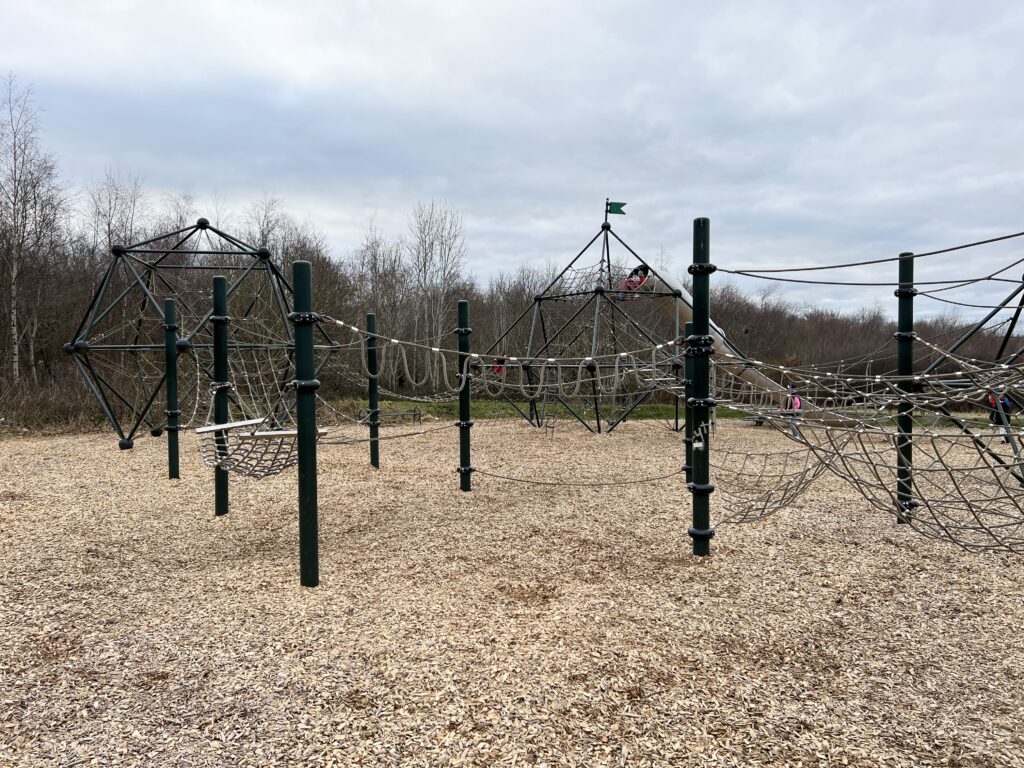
[4, 0, 1023, 317]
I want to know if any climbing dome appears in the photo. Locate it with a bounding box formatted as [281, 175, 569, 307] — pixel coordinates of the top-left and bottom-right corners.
[66, 219, 298, 448]
[483, 217, 689, 432]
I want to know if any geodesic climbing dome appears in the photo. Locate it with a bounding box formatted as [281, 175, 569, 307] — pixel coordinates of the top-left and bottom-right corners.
[67, 220, 298, 446]
[482, 219, 688, 432]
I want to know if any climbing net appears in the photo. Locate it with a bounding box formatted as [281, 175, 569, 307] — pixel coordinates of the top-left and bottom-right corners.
[710, 228, 1024, 552]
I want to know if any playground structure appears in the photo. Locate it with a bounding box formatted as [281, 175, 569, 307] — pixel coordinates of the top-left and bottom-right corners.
[67, 210, 1024, 586]
[63, 219, 299, 458]
[483, 202, 783, 433]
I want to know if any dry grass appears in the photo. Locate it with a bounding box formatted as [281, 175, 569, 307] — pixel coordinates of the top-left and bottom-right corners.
[1, 419, 1022, 767]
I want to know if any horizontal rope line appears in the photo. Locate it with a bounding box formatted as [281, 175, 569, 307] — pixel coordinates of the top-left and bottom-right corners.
[475, 467, 683, 487]
[721, 228, 1024, 274]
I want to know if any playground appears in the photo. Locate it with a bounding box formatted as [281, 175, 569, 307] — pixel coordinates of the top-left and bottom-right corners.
[2, 422, 1022, 766]
[3, 212, 1024, 765]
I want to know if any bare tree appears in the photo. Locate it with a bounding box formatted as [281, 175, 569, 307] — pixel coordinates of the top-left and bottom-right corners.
[0, 74, 64, 383]
[86, 167, 147, 251]
[155, 192, 197, 233]
[245, 194, 283, 248]
[404, 201, 470, 381]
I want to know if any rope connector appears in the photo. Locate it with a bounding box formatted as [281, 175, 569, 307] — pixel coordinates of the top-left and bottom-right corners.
[687, 482, 716, 495]
[456, 465, 476, 474]
[209, 314, 232, 325]
[893, 287, 918, 298]
[454, 326, 472, 335]
[687, 525, 716, 542]
[684, 334, 715, 358]
[688, 263, 718, 275]
[687, 396, 718, 409]
[456, 420, 474, 428]
[893, 331, 918, 341]
[289, 378, 321, 394]
[289, 311, 320, 325]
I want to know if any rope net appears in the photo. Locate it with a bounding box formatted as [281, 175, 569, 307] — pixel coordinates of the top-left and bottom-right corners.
[197, 416, 302, 479]
[70, 223, 298, 443]
[706, 223, 1024, 552]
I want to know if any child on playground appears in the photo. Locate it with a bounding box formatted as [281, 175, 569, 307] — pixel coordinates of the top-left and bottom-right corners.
[783, 383, 802, 438]
[616, 264, 650, 299]
[988, 387, 1014, 443]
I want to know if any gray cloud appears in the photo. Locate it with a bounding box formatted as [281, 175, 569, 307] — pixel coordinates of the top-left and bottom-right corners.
[5, 0, 1024, 318]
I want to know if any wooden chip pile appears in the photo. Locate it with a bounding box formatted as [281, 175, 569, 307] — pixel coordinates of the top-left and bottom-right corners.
[1, 420, 1022, 766]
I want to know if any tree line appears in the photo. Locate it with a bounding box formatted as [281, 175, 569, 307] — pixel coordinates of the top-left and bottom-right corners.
[0, 75, 1005, 428]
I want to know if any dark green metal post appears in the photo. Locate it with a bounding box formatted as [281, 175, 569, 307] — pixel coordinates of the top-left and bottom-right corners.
[366, 313, 380, 468]
[684, 321, 694, 486]
[686, 218, 715, 556]
[163, 298, 180, 480]
[212, 277, 230, 516]
[456, 300, 473, 492]
[291, 260, 321, 588]
[896, 252, 916, 524]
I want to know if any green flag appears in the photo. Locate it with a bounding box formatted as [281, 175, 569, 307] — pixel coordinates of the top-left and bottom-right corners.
[606, 201, 627, 215]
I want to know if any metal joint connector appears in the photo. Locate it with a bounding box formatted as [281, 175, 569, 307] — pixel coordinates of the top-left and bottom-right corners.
[210, 381, 234, 392]
[290, 378, 321, 393]
[456, 466, 476, 474]
[209, 314, 232, 325]
[684, 334, 715, 358]
[688, 263, 718, 275]
[687, 481, 717, 495]
[288, 311, 320, 325]
[165, 409, 182, 417]
[687, 397, 717, 409]
[687, 526, 716, 541]
[454, 326, 472, 335]
[456, 420, 475, 428]
[163, 323, 179, 332]
[893, 288, 918, 298]
[893, 331, 918, 341]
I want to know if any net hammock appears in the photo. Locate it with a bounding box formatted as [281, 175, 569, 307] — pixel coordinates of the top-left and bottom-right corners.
[196, 415, 305, 479]
[710, 343, 1024, 553]
[194, 368, 327, 479]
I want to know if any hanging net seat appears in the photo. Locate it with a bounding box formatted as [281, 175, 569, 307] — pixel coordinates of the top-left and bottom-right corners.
[196, 416, 327, 479]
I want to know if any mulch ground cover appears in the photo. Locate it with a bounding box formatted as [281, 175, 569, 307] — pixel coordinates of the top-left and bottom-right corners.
[1, 420, 1022, 766]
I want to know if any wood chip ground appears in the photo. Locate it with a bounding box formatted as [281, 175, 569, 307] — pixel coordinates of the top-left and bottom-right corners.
[1, 420, 1022, 766]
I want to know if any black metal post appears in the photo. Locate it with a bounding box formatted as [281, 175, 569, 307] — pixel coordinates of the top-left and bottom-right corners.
[687, 218, 715, 556]
[163, 298, 180, 480]
[212, 277, 230, 517]
[291, 261, 320, 588]
[456, 300, 473, 492]
[366, 312, 380, 469]
[896, 252, 916, 524]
